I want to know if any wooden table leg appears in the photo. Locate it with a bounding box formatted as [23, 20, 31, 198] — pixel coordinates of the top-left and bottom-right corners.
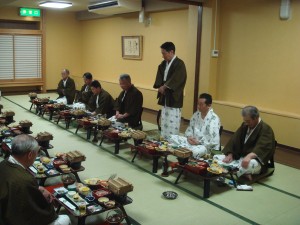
[49, 110, 54, 121]
[131, 149, 139, 162]
[77, 216, 87, 225]
[152, 156, 160, 173]
[175, 169, 184, 184]
[114, 141, 120, 154]
[119, 204, 132, 225]
[203, 178, 211, 198]
[72, 172, 82, 183]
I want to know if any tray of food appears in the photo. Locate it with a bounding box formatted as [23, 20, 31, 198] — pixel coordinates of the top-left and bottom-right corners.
[66, 150, 86, 163]
[108, 177, 133, 195]
[174, 148, 193, 158]
[131, 130, 147, 140]
[36, 132, 53, 141]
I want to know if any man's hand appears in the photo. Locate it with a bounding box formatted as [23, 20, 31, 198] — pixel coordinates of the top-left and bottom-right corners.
[187, 137, 199, 145]
[241, 152, 257, 169]
[39, 186, 55, 204]
[222, 153, 233, 163]
[158, 85, 167, 95]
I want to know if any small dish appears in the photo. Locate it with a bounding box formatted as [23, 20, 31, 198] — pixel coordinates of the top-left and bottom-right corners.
[207, 167, 222, 174]
[162, 191, 178, 200]
[67, 191, 76, 198]
[85, 196, 95, 203]
[104, 200, 115, 208]
[98, 197, 109, 204]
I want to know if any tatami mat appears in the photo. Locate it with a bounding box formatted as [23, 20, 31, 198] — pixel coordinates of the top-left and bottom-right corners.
[1, 94, 300, 225]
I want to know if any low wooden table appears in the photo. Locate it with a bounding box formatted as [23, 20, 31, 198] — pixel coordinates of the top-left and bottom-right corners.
[51, 185, 133, 225]
[175, 162, 237, 198]
[131, 144, 171, 174]
[28, 158, 85, 186]
[42, 104, 66, 121]
[99, 130, 131, 154]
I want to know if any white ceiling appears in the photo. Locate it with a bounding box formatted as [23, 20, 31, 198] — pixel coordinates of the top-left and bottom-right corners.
[0, 0, 203, 14]
[0, 0, 94, 12]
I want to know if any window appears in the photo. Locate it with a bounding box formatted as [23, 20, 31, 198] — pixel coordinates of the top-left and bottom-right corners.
[0, 34, 42, 80]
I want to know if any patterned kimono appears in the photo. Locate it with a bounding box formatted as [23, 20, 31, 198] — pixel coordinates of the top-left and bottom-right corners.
[170, 108, 221, 159]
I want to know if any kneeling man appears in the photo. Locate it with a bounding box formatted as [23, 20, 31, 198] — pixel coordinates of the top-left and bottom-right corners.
[218, 106, 275, 179]
[170, 93, 220, 159]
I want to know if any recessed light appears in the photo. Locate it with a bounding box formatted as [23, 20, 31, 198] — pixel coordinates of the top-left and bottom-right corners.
[39, 1, 72, 9]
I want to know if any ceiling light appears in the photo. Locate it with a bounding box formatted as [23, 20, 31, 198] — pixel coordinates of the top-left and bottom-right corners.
[39, 1, 72, 9]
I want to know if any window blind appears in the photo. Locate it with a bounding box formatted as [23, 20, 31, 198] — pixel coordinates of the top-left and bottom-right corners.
[0, 35, 14, 80]
[0, 34, 42, 80]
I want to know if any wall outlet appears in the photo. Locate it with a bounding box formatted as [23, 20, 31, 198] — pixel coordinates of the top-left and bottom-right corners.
[211, 49, 219, 58]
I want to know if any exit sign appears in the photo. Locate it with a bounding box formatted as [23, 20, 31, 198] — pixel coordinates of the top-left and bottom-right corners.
[19, 8, 41, 17]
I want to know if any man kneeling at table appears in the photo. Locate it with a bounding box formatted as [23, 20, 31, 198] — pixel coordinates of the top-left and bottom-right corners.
[214, 106, 276, 180]
[169, 93, 221, 159]
[88, 80, 114, 118]
[0, 134, 71, 225]
[115, 74, 143, 130]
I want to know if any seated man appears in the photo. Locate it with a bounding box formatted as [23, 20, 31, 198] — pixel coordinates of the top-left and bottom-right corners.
[88, 80, 114, 118]
[57, 69, 76, 104]
[77, 72, 93, 104]
[217, 106, 275, 179]
[115, 74, 143, 130]
[169, 93, 220, 159]
[0, 134, 70, 225]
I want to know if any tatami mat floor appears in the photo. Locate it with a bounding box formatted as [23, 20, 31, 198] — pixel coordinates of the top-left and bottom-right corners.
[1, 94, 300, 225]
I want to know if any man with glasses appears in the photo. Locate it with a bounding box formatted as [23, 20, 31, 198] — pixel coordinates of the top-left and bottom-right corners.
[216, 106, 276, 180]
[0, 134, 71, 225]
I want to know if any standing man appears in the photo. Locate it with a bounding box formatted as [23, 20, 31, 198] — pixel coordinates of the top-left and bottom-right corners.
[0, 134, 71, 225]
[153, 42, 187, 140]
[88, 80, 114, 118]
[57, 69, 76, 104]
[77, 72, 93, 104]
[115, 74, 143, 130]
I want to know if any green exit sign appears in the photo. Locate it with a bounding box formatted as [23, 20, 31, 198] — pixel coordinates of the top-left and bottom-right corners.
[19, 8, 41, 17]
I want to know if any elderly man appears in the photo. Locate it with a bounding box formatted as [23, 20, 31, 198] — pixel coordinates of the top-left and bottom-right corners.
[169, 93, 220, 159]
[216, 106, 275, 179]
[115, 74, 143, 130]
[77, 72, 93, 104]
[88, 80, 114, 118]
[57, 69, 76, 104]
[0, 135, 70, 225]
[153, 42, 187, 140]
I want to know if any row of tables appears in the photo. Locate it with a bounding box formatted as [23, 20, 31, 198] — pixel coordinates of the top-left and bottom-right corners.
[29, 98, 238, 200]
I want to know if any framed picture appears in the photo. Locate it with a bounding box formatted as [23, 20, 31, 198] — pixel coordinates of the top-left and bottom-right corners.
[122, 35, 143, 60]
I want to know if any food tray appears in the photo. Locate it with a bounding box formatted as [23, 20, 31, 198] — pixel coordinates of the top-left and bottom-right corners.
[3, 111, 15, 117]
[19, 120, 33, 127]
[174, 148, 193, 158]
[98, 118, 111, 127]
[36, 132, 53, 141]
[66, 150, 86, 163]
[131, 130, 147, 140]
[108, 177, 133, 195]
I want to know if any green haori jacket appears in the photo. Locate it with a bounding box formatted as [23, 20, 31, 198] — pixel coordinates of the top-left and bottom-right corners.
[222, 121, 276, 169]
[153, 57, 187, 108]
[0, 160, 57, 225]
[57, 77, 76, 104]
